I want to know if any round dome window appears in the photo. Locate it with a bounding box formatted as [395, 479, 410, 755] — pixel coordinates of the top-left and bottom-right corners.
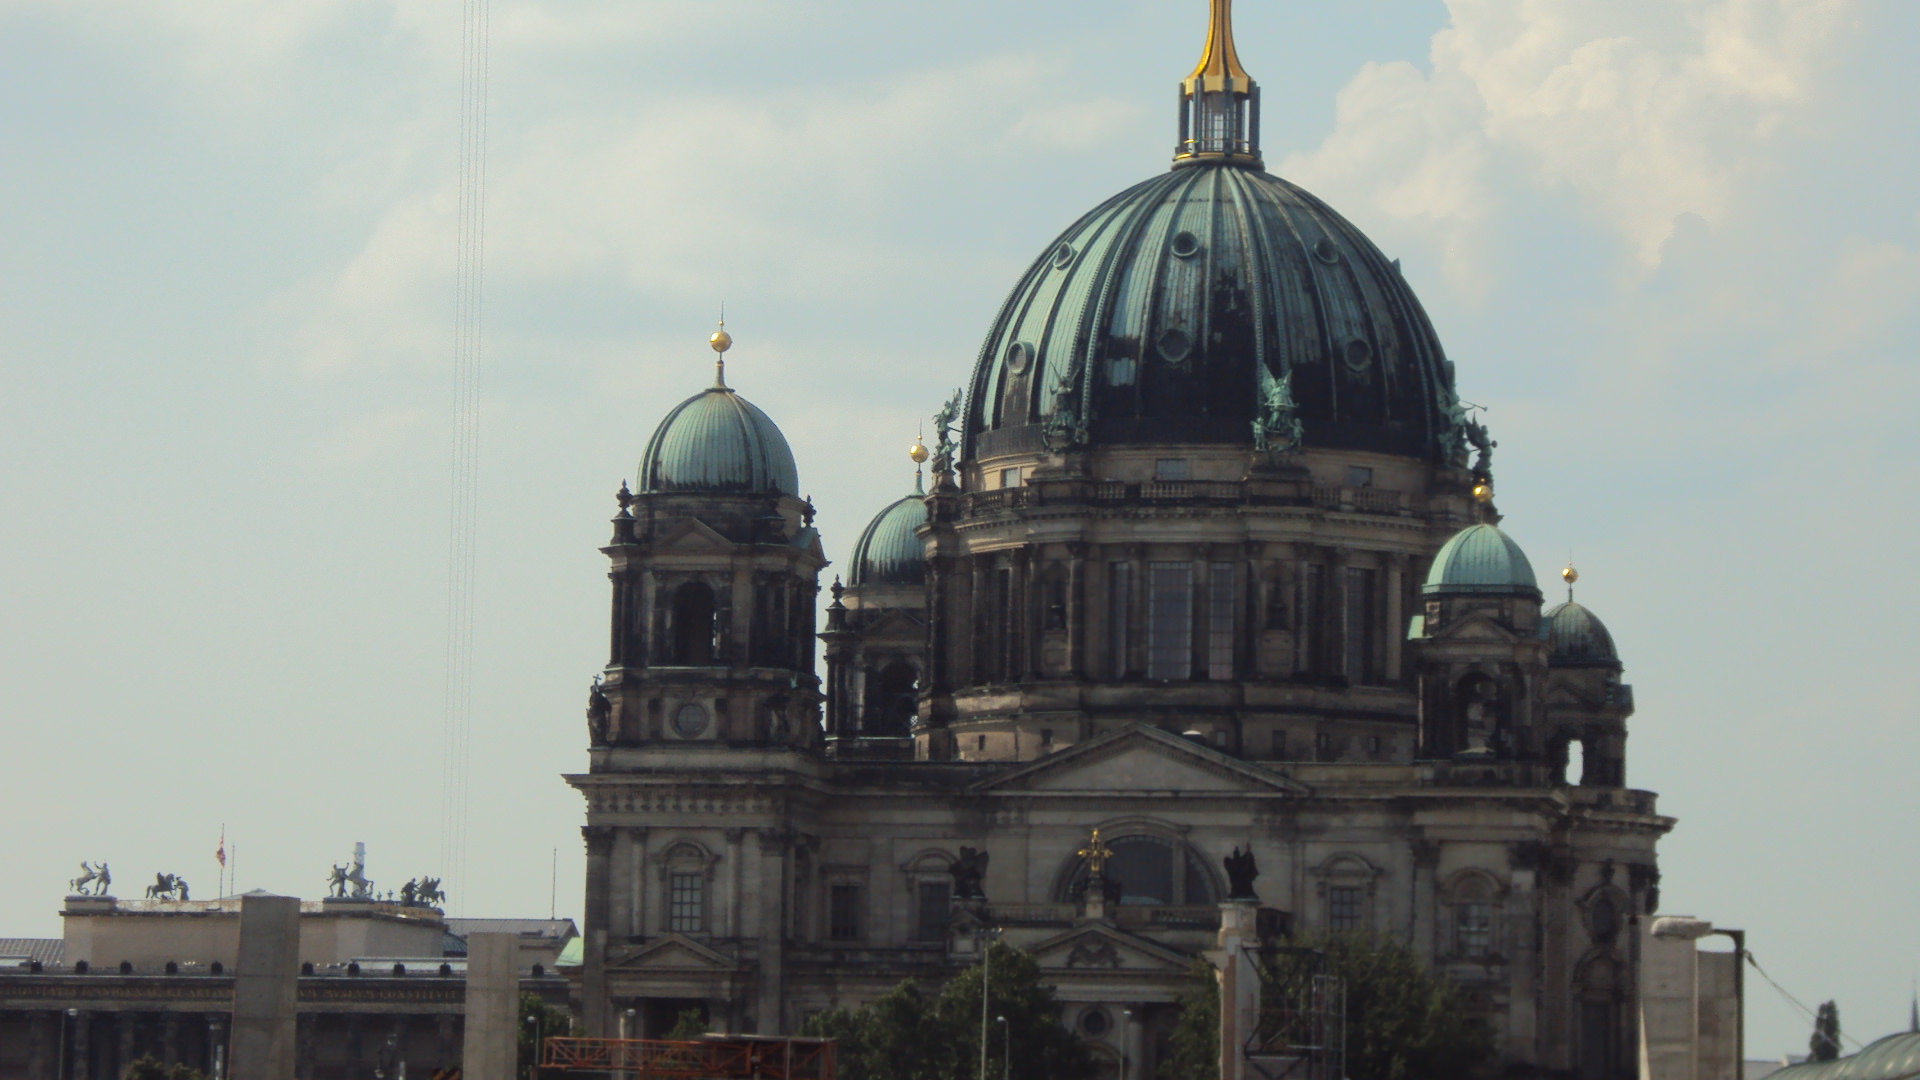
[1157, 328, 1193, 363]
[673, 704, 710, 738]
[1006, 342, 1033, 376]
[1314, 237, 1341, 264]
[1052, 243, 1076, 269]
[1343, 339, 1374, 372]
[1080, 1007, 1112, 1037]
[1170, 231, 1202, 259]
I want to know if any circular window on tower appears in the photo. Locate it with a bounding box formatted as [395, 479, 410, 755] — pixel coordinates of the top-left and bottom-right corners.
[1005, 341, 1033, 376]
[1079, 1007, 1112, 1038]
[673, 703, 710, 738]
[1314, 237, 1341, 264]
[1052, 243, 1077, 269]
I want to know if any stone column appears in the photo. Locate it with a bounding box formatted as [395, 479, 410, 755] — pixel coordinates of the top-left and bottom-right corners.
[755, 829, 790, 1033]
[71, 1012, 91, 1080]
[581, 825, 615, 1036]
[463, 934, 520, 1080]
[27, 1011, 51, 1080]
[114, 1012, 134, 1080]
[1506, 867, 1540, 1062]
[1409, 838, 1438, 960]
[725, 828, 746, 939]
[1214, 901, 1261, 1080]
[1385, 554, 1407, 681]
[1016, 547, 1036, 681]
[1126, 544, 1146, 678]
[1122, 1005, 1147, 1080]
[204, 1015, 226, 1080]
[1065, 542, 1088, 678]
[626, 826, 651, 939]
[230, 893, 301, 1080]
[162, 1013, 181, 1066]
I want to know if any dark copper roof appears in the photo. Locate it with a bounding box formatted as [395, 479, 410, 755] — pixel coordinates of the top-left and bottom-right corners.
[963, 162, 1456, 461]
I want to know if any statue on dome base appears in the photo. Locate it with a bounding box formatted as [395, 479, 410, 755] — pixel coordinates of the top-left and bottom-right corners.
[1254, 365, 1303, 453]
[929, 390, 963, 476]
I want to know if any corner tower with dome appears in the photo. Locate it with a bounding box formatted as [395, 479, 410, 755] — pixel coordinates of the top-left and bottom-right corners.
[569, 6, 1668, 1077]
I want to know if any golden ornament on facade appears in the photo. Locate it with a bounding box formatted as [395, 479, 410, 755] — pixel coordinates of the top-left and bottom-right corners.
[1562, 564, 1579, 585]
[1472, 482, 1494, 503]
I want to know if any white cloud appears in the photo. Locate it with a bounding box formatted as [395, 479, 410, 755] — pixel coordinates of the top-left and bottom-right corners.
[1283, 0, 1854, 280]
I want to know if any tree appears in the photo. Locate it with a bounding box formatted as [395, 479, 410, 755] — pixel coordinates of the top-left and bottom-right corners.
[122, 1058, 209, 1080]
[1158, 961, 1220, 1080]
[1159, 932, 1494, 1080]
[801, 942, 1097, 1080]
[518, 990, 575, 1080]
[1809, 1000, 1842, 1062]
[663, 1006, 709, 1040]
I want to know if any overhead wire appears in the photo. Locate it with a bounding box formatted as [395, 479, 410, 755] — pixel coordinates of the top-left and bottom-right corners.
[439, 0, 490, 915]
[1746, 950, 1866, 1053]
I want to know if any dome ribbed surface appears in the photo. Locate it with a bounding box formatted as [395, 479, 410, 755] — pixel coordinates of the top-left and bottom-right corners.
[1423, 524, 1540, 596]
[639, 387, 799, 496]
[1544, 601, 1619, 665]
[964, 161, 1455, 460]
[849, 491, 929, 586]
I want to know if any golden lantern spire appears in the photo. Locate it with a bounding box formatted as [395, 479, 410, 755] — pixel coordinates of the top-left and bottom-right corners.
[1175, 0, 1262, 167]
[709, 314, 733, 388]
[1187, 0, 1252, 92]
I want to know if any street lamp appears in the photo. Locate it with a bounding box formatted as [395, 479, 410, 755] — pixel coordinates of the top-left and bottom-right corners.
[996, 1015, 1009, 1080]
[527, 1013, 544, 1078]
[59, 1008, 77, 1080]
[978, 925, 1002, 1080]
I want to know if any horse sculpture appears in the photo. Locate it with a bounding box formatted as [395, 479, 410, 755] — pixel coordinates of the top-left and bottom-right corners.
[146, 872, 178, 900]
[418, 877, 446, 908]
[69, 861, 111, 897]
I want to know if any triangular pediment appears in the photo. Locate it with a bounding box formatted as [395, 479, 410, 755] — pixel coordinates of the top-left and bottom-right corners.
[655, 517, 735, 553]
[860, 608, 925, 640]
[972, 725, 1307, 796]
[606, 934, 740, 973]
[1028, 923, 1195, 974]
[1429, 610, 1523, 644]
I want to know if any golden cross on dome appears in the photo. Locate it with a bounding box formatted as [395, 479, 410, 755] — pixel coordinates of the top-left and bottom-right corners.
[1077, 828, 1115, 876]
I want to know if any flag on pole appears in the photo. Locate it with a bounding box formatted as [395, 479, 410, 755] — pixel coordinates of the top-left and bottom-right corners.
[216, 829, 226, 868]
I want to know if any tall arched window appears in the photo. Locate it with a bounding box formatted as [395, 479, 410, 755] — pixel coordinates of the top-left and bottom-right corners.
[670, 582, 718, 665]
[1060, 835, 1217, 906]
[865, 661, 918, 737]
[1577, 954, 1622, 1079]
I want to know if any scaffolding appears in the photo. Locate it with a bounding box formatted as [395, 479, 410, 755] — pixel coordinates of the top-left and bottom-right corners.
[539, 1035, 835, 1080]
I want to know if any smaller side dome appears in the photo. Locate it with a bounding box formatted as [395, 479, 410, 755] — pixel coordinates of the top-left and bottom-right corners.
[1544, 601, 1620, 666]
[639, 387, 800, 496]
[849, 491, 929, 587]
[1423, 524, 1540, 597]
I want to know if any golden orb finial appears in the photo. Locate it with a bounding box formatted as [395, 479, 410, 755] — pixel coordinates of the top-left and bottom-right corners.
[909, 438, 929, 465]
[1472, 482, 1494, 504]
[1561, 564, 1579, 585]
[709, 320, 733, 354]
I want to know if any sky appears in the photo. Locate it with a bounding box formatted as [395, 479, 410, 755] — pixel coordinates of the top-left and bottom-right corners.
[0, 0, 1914, 1060]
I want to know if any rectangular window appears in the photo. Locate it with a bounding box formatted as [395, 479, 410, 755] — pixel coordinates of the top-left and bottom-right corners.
[999, 466, 1024, 489]
[1303, 564, 1327, 675]
[669, 873, 705, 934]
[1270, 730, 1288, 760]
[915, 881, 951, 941]
[829, 884, 863, 941]
[1208, 562, 1236, 680]
[1327, 886, 1363, 932]
[1154, 458, 1190, 481]
[1455, 901, 1493, 956]
[1147, 562, 1194, 682]
[1345, 568, 1379, 685]
[1346, 466, 1374, 488]
[1107, 563, 1133, 678]
[986, 567, 1012, 683]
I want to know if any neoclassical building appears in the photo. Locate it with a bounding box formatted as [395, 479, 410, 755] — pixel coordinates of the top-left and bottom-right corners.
[567, 4, 1669, 1077]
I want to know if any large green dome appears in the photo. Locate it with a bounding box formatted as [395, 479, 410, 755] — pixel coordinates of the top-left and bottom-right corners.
[962, 161, 1457, 461]
[1423, 524, 1540, 597]
[849, 487, 929, 587]
[638, 385, 799, 496]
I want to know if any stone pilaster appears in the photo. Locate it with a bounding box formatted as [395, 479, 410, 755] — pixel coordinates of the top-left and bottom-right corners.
[581, 825, 615, 1036]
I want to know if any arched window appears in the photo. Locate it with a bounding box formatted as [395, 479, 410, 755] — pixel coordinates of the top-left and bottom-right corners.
[1577, 954, 1622, 1079]
[653, 841, 719, 936]
[1060, 835, 1217, 906]
[1443, 872, 1502, 958]
[865, 661, 918, 737]
[670, 582, 718, 665]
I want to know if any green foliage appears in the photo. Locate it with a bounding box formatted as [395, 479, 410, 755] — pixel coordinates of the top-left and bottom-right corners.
[1262, 932, 1492, 1080]
[1158, 961, 1221, 1080]
[799, 942, 1096, 1080]
[1810, 1000, 1842, 1062]
[122, 1058, 209, 1080]
[663, 1006, 709, 1041]
[1159, 933, 1493, 1080]
[517, 990, 575, 1080]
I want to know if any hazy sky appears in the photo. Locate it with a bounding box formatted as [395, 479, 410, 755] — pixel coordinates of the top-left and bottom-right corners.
[2, 0, 1913, 1059]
